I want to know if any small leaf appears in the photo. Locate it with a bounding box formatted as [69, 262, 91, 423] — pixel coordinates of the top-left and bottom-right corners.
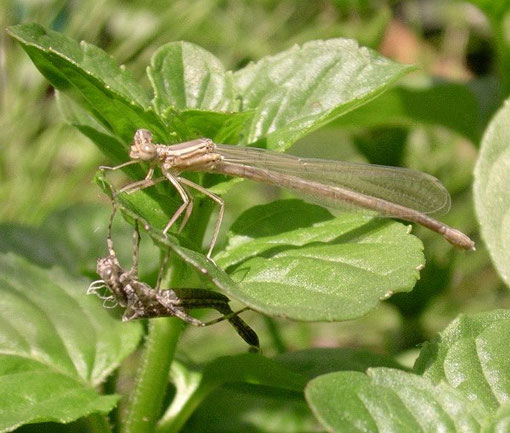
[6, 23, 166, 143]
[0, 252, 143, 430]
[305, 368, 487, 433]
[148, 42, 236, 114]
[235, 38, 414, 150]
[177, 109, 253, 144]
[474, 100, 510, 287]
[414, 310, 510, 412]
[216, 201, 424, 321]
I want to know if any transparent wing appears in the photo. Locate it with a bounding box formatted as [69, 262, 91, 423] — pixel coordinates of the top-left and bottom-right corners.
[215, 144, 451, 215]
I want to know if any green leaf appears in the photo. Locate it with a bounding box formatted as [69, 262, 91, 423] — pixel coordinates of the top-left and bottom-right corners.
[331, 81, 482, 143]
[305, 368, 487, 433]
[0, 252, 143, 431]
[414, 310, 510, 412]
[177, 110, 254, 144]
[234, 39, 414, 150]
[6, 23, 166, 143]
[474, 100, 510, 287]
[216, 200, 424, 321]
[0, 203, 157, 279]
[148, 42, 237, 114]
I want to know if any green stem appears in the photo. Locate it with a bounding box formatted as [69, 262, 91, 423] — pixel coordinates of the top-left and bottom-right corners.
[156, 381, 216, 433]
[83, 413, 113, 433]
[491, 16, 510, 97]
[263, 316, 287, 354]
[121, 317, 182, 433]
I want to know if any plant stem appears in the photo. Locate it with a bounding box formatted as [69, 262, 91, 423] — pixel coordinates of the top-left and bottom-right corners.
[83, 413, 113, 433]
[121, 317, 182, 433]
[121, 256, 188, 433]
[263, 316, 287, 354]
[156, 380, 215, 433]
[491, 16, 510, 97]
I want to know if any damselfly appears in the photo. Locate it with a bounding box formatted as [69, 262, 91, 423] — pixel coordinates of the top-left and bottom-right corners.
[102, 129, 475, 258]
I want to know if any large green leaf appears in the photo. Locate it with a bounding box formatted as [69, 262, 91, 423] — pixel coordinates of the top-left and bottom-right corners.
[234, 38, 414, 150]
[474, 100, 510, 287]
[414, 310, 510, 411]
[216, 200, 424, 321]
[305, 368, 487, 433]
[0, 252, 143, 431]
[6, 23, 166, 143]
[183, 385, 317, 433]
[97, 179, 424, 323]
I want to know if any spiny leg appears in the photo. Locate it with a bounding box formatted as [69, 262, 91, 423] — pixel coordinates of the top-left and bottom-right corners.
[178, 177, 224, 259]
[177, 184, 194, 234]
[130, 220, 141, 277]
[106, 196, 118, 258]
[162, 173, 190, 235]
[100, 159, 155, 194]
[119, 176, 165, 194]
[200, 306, 251, 326]
[99, 159, 140, 172]
[155, 246, 171, 292]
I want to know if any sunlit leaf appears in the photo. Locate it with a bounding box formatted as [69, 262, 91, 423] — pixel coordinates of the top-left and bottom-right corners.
[306, 368, 487, 433]
[216, 201, 424, 321]
[474, 100, 510, 287]
[0, 252, 142, 431]
[235, 38, 414, 150]
[414, 310, 510, 411]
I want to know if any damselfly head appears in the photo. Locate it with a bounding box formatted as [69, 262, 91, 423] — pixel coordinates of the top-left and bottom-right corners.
[130, 129, 157, 161]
